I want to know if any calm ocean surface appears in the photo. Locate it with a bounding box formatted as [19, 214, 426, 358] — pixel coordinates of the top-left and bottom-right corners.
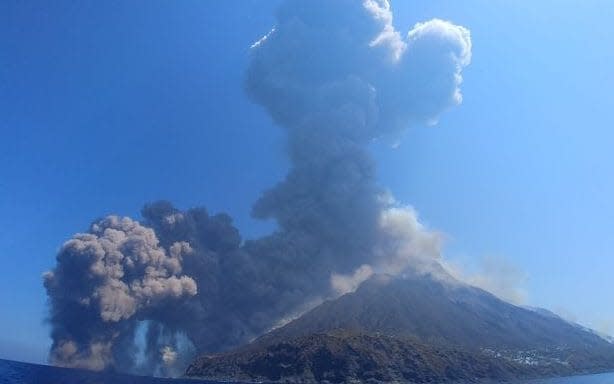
[528, 372, 614, 383]
[1, 359, 613, 384]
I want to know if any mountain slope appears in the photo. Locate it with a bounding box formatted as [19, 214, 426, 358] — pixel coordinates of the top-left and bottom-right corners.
[186, 272, 614, 383]
[186, 331, 529, 383]
[263, 273, 610, 351]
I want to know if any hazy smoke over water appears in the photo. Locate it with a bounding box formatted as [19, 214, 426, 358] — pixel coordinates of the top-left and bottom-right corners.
[44, 0, 471, 375]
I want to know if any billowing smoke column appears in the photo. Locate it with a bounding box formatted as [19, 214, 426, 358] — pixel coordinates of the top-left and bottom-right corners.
[43, 217, 197, 372]
[44, 0, 471, 375]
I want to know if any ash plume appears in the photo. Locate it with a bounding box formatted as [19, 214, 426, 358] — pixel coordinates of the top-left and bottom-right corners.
[44, 0, 471, 375]
[445, 255, 529, 305]
[43, 216, 196, 371]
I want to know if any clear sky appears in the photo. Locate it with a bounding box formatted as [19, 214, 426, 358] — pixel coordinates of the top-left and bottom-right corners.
[1, 0, 613, 364]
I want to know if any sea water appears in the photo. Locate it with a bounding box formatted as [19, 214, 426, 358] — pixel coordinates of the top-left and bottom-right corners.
[529, 372, 614, 384]
[1, 359, 613, 384]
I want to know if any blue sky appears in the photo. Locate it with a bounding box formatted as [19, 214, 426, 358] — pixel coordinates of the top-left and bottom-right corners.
[1, 0, 613, 363]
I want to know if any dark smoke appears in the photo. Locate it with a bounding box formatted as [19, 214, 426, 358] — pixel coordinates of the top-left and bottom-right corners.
[44, 0, 471, 375]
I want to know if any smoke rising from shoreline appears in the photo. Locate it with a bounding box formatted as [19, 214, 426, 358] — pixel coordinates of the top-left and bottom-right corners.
[44, 0, 471, 375]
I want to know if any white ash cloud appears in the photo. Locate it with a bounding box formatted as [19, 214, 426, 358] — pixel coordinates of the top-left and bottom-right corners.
[444, 256, 529, 305]
[374, 205, 444, 275]
[331, 264, 374, 296]
[160, 346, 177, 366]
[331, 204, 444, 296]
[44, 0, 472, 375]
